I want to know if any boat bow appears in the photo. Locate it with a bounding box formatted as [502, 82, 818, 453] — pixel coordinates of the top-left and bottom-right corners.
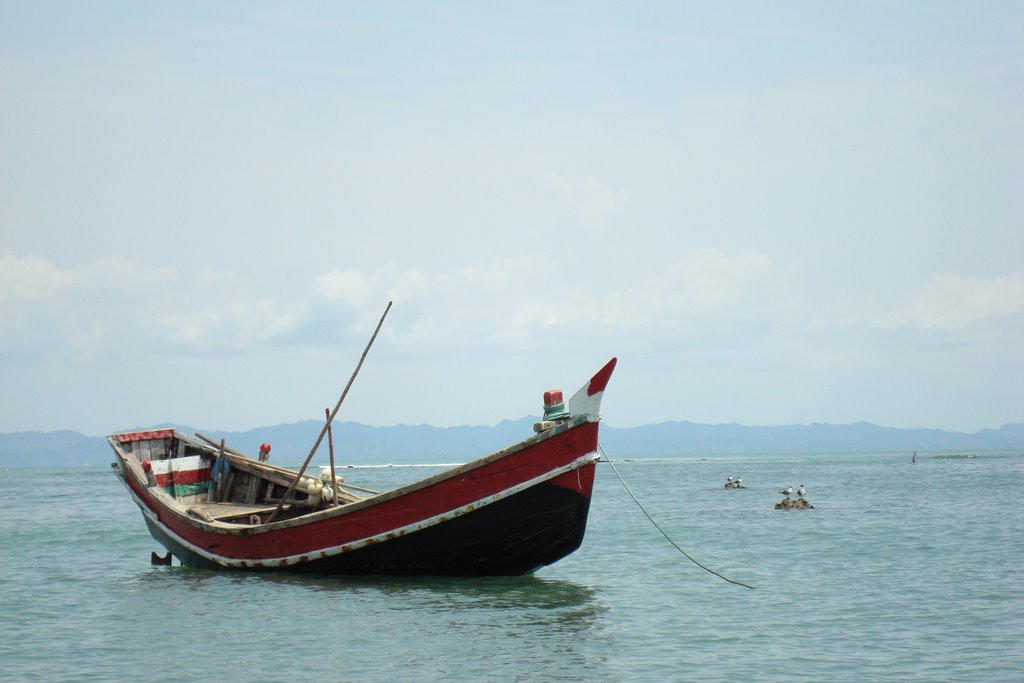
[568, 357, 618, 420]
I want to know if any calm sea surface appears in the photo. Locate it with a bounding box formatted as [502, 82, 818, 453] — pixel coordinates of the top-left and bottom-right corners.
[1, 449, 1022, 682]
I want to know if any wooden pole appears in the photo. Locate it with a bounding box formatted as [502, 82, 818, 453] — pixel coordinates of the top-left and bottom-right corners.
[326, 407, 337, 506]
[266, 301, 392, 523]
[216, 438, 228, 502]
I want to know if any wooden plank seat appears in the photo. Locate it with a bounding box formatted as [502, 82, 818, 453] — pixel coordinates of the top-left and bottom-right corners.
[187, 502, 289, 523]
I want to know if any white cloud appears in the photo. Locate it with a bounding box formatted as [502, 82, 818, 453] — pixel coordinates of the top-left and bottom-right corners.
[647, 248, 776, 317]
[389, 256, 548, 344]
[144, 310, 219, 348]
[310, 250, 778, 345]
[0, 252, 180, 355]
[875, 272, 1024, 332]
[547, 174, 630, 232]
[583, 248, 778, 329]
[143, 298, 306, 350]
[0, 252, 306, 357]
[313, 263, 428, 310]
[1, 249, 779, 359]
[0, 251, 177, 305]
[0, 251, 77, 302]
[313, 269, 373, 308]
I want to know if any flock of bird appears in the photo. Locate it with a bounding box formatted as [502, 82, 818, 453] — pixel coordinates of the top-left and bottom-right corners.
[778, 485, 806, 499]
[724, 477, 807, 499]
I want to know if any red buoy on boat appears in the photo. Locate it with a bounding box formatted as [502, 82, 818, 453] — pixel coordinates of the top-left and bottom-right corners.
[259, 442, 272, 463]
[542, 389, 569, 422]
[543, 390, 563, 408]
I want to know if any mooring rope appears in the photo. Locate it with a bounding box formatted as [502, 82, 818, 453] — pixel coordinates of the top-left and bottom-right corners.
[598, 442, 756, 590]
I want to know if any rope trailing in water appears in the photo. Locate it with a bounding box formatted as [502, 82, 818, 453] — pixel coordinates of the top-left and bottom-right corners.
[598, 442, 756, 590]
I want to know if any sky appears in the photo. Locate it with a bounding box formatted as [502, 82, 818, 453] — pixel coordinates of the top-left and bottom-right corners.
[1, 2, 1022, 436]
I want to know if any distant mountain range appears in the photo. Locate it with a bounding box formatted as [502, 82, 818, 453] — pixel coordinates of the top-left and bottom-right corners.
[2, 419, 1022, 468]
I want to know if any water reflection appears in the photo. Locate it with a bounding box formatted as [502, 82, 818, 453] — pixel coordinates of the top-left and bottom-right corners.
[137, 566, 600, 611]
[125, 566, 613, 681]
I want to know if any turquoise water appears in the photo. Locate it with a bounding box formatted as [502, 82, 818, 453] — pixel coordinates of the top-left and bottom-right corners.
[2, 450, 1022, 682]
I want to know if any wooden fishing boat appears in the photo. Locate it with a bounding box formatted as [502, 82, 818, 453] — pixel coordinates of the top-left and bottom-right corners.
[109, 358, 617, 576]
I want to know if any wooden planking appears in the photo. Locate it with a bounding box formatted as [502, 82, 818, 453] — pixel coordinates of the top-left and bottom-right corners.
[219, 471, 236, 503]
[244, 470, 261, 505]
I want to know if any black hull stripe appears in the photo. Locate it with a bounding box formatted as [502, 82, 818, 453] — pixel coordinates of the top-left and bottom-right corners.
[131, 453, 597, 569]
[146, 478, 592, 576]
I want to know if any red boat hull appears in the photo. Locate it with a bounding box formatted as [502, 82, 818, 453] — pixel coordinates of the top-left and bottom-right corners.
[119, 420, 600, 576]
[143, 465, 595, 575]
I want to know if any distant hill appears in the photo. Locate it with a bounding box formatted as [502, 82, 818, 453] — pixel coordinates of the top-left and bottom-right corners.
[0, 430, 104, 468]
[598, 421, 1024, 456]
[1, 420, 1022, 468]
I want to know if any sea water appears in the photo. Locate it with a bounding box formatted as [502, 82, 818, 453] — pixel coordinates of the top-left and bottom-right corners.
[1, 450, 1021, 682]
